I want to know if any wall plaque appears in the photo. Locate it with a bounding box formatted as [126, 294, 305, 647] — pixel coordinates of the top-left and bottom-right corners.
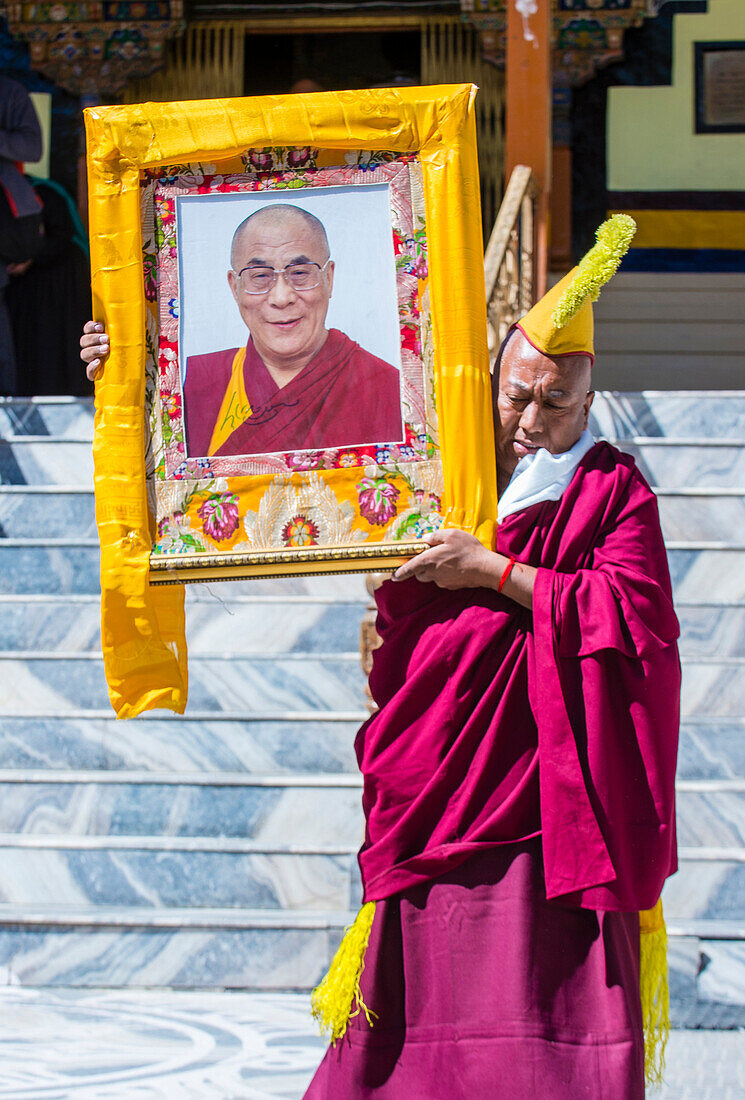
[695, 41, 745, 134]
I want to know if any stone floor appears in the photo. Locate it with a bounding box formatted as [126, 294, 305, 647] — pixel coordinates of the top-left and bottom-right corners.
[0, 988, 741, 1099]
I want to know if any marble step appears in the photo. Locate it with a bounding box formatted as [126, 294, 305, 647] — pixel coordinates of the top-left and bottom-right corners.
[0, 652, 738, 717]
[0, 905, 351, 988]
[0, 488, 96, 537]
[593, 356, 744, 391]
[1, 595, 738, 658]
[0, 400, 743, 487]
[677, 607, 745, 660]
[2, 544, 745, 599]
[0, 778, 365, 844]
[596, 321, 744, 355]
[3, 715, 744, 780]
[0, 843, 360, 910]
[593, 275, 745, 324]
[599, 443, 745, 490]
[0, 655, 367, 714]
[656, 494, 745, 542]
[0, 908, 742, 997]
[667, 549, 745, 604]
[0, 839, 737, 917]
[0, 715, 362, 774]
[0, 776, 739, 850]
[0, 909, 742, 997]
[664, 855, 745, 922]
[2, 446, 745, 500]
[0, 440, 93, 486]
[0, 545, 374, 595]
[681, 662, 745, 719]
[676, 789, 745, 849]
[589, 392, 745, 441]
[679, 720, 745, 780]
[5, 484, 745, 541]
[0, 715, 741, 781]
[668, 931, 745, 1024]
[0, 398, 94, 440]
[0, 394, 740, 446]
[3, 442, 745, 507]
[0, 595, 367, 654]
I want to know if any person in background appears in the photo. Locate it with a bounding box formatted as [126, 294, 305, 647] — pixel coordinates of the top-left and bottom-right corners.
[6, 175, 91, 396]
[0, 75, 43, 394]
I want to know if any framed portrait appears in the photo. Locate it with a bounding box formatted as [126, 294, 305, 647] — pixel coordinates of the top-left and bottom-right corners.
[85, 87, 497, 714]
[695, 41, 745, 134]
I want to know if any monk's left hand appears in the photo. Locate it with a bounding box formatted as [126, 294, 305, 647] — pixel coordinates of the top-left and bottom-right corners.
[392, 529, 503, 590]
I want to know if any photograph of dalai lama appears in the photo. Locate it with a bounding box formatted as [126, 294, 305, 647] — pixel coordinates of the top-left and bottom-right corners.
[182, 203, 404, 459]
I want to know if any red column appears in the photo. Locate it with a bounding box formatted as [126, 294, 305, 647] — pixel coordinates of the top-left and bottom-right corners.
[505, 0, 552, 298]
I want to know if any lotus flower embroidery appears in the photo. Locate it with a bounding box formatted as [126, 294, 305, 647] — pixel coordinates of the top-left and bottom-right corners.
[198, 493, 239, 541]
[358, 477, 400, 526]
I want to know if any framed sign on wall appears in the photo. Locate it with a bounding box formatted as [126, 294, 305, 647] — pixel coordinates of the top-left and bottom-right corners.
[695, 41, 745, 134]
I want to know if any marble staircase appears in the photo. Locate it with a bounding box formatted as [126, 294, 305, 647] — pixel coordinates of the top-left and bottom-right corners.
[0, 394, 744, 1023]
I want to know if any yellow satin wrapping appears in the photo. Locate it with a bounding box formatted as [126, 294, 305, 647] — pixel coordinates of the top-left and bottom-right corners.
[85, 85, 495, 716]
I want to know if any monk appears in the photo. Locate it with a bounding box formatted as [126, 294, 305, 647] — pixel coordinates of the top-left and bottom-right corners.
[304, 216, 680, 1098]
[81, 216, 680, 1097]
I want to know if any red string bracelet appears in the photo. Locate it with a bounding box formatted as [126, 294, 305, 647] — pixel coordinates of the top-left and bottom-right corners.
[497, 555, 517, 593]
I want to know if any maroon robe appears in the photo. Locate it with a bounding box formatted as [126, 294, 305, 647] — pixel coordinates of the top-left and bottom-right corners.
[305, 442, 680, 1098]
[183, 328, 403, 458]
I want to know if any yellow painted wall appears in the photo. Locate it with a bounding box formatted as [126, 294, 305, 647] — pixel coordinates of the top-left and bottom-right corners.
[23, 93, 51, 180]
[608, 0, 745, 192]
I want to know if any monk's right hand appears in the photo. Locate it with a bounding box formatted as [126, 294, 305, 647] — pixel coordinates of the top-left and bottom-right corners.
[80, 320, 110, 381]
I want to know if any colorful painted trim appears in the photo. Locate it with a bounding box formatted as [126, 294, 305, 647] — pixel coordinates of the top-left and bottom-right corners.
[621, 248, 745, 274]
[607, 210, 745, 252]
[607, 191, 745, 212]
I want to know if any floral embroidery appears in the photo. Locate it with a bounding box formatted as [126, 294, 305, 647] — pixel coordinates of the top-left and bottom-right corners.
[333, 449, 361, 468]
[357, 477, 400, 526]
[281, 514, 320, 547]
[401, 324, 421, 357]
[146, 154, 444, 561]
[198, 493, 240, 541]
[153, 512, 208, 554]
[248, 149, 273, 171]
[286, 450, 325, 471]
[143, 252, 157, 300]
[287, 147, 313, 168]
[157, 197, 175, 224]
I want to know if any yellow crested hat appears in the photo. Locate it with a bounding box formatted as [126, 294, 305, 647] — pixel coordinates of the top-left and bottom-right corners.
[517, 214, 636, 363]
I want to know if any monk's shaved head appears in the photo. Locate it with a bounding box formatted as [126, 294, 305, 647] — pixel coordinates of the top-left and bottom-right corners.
[493, 328, 594, 489]
[230, 204, 330, 269]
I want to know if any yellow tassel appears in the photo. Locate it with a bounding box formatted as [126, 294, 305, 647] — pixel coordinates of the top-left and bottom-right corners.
[639, 899, 670, 1088]
[311, 901, 378, 1044]
[552, 214, 637, 330]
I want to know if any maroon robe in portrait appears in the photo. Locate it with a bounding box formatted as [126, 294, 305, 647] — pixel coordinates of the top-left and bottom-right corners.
[183, 328, 403, 458]
[305, 442, 680, 1099]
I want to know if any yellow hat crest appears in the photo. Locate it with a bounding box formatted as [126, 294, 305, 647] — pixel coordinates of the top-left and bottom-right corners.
[517, 214, 636, 362]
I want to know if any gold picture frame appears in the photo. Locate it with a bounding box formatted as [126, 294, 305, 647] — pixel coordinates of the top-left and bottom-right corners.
[85, 85, 497, 715]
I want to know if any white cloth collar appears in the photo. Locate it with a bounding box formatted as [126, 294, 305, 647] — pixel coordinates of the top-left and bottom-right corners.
[497, 430, 595, 521]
